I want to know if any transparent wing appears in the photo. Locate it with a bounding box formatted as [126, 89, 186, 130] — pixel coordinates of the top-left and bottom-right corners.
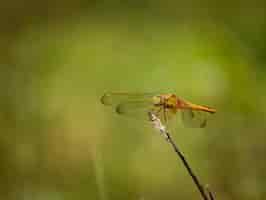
[181, 109, 212, 128]
[101, 92, 161, 120]
[118, 103, 177, 123]
[115, 100, 161, 120]
[101, 92, 156, 107]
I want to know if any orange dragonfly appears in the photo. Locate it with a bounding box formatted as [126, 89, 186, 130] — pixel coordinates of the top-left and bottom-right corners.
[101, 92, 216, 128]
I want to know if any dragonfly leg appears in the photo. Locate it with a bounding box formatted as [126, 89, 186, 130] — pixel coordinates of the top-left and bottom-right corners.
[155, 107, 162, 116]
[149, 107, 162, 117]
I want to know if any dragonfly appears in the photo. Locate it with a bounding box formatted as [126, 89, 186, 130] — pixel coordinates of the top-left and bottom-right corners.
[101, 92, 216, 128]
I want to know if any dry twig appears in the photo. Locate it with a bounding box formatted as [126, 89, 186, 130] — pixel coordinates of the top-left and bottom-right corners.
[148, 112, 215, 200]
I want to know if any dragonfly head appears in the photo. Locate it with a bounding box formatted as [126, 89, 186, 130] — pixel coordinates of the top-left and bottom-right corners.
[152, 95, 162, 106]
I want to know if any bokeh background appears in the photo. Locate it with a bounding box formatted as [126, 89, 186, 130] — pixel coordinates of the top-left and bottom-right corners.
[1, 1, 266, 200]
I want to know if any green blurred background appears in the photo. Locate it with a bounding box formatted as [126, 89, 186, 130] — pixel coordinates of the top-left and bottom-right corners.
[1, 1, 266, 199]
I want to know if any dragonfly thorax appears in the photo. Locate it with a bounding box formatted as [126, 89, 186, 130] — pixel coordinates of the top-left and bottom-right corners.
[164, 94, 178, 108]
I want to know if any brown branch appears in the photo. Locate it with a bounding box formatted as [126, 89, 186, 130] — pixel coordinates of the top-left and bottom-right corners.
[206, 185, 215, 200]
[148, 112, 215, 200]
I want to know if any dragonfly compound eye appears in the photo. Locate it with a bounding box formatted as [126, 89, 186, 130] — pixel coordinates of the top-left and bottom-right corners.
[152, 95, 162, 105]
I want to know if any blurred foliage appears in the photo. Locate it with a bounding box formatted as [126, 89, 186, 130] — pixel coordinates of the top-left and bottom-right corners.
[1, 1, 266, 200]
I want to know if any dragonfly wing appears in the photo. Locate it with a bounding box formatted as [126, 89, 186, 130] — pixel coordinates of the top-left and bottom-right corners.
[181, 109, 211, 128]
[115, 100, 161, 120]
[101, 92, 156, 107]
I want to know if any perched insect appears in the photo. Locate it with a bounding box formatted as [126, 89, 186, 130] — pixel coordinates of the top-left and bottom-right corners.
[101, 92, 216, 128]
